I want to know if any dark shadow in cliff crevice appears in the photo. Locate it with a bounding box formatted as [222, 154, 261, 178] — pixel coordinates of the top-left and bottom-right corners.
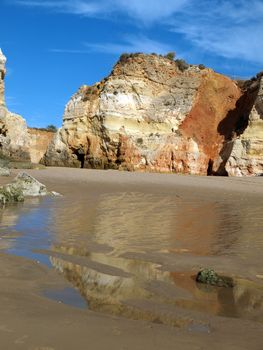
[73, 149, 85, 168]
[78, 153, 85, 169]
[214, 142, 234, 176]
[207, 159, 214, 176]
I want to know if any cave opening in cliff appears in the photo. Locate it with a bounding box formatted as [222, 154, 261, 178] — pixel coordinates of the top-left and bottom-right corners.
[78, 153, 85, 168]
[207, 159, 214, 176]
[73, 149, 85, 168]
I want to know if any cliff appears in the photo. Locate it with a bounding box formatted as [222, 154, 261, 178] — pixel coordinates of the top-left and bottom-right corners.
[223, 74, 263, 176]
[3, 50, 262, 176]
[0, 50, 54, 165]
[28, 128, 55, 164]
[0, 49, 6, 107]
[43, 53, 245, 175]
[0, 49, 30, 162]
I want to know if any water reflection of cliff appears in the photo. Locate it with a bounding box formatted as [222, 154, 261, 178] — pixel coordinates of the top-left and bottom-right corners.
[50, 248, 170, 305]
[50, 248, 175, 324]
[0, 197, 43, 230]
[0, 197, 51, 261]
[48, 189, 263, 324]
[50, 246, 263, 324]
[1, 178, 263, 325]
[0, 204, 21, 228]
[0, 202, 24, 250]
[171, 272, 263, 322]
[51, 190, 263, 258]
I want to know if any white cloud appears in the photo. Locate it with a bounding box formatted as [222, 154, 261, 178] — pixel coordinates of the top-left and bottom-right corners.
[111, 0, 189, 23]
[169, 0, 263, 64]
[14, 0, 103, 15]
[85, 35, 174, 55]
[13, 0, 263, 65]
[50, 35, 174, 56]
[49, 48, 89, 54]
[14, 0, 189, 22]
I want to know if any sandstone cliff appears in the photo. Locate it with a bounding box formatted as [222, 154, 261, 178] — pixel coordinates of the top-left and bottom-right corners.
[28, 128, 55, 164]
[0, 50, 54, 165]
[0, 49, 6, 107]
[223, 74, 263, 176]
[3, 49, 260, 176]
[43, 54, 245, 175]
[0, 50, 30, 162]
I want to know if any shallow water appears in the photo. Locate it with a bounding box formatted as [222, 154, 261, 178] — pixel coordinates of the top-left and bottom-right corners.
[1, 171, 263, 325]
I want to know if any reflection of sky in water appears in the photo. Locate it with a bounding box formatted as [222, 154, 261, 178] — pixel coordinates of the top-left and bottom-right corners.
[43, 287, 87, 309]
[1, 187, 263, 320]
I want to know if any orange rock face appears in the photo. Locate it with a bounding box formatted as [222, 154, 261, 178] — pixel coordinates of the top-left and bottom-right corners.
[180, 72, 242, 174]
[28, 128, 55, 164]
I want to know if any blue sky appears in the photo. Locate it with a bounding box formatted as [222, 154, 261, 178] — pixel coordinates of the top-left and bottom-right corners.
[1, 0, 262, 128]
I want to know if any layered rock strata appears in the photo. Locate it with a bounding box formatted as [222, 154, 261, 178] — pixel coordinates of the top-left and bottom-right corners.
[0, 50, 54, 164]
[43, 54, 243, 175]
[0, 50, 30, 161]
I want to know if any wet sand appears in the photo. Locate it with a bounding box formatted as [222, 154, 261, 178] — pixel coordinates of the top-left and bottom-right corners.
[0, 167, 263, 349]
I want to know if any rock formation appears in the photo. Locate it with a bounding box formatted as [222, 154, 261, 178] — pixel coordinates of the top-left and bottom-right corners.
[0, 50, 30, 162]
[223, 74, 263, 176]
[0, 49, 6, 107]
[0, 172, 47, 205]
[2, 50, 262, 176]
[43, 53, 247, 175]
[28, 128, 55, 164]
[0, 49, 54, 165]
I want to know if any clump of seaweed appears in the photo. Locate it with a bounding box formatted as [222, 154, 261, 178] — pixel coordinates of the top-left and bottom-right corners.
[196, 268, 234, 288]
[0, 185, 24, 205]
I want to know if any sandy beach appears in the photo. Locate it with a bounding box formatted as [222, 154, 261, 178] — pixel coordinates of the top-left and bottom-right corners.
[0, 168, 263, 349]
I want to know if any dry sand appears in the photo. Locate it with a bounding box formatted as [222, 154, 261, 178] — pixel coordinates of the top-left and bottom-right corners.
[0, 167, 263, 349]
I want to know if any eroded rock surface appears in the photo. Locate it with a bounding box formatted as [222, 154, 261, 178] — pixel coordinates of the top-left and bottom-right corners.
[0, 49, 6, 107]
[224, 74, 263, 176]
[0, 49, 32, 163]
[13, 172, 47, 196]
[0, 50, 54, 165]
[43, 54, 244, 175]
[28, 128, 55, 164]
[0, 172, 47, 204]
[2, 50, 262, 176]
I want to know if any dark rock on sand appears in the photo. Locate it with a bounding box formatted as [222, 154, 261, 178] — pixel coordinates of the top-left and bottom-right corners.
[196, 268, 234, 288]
